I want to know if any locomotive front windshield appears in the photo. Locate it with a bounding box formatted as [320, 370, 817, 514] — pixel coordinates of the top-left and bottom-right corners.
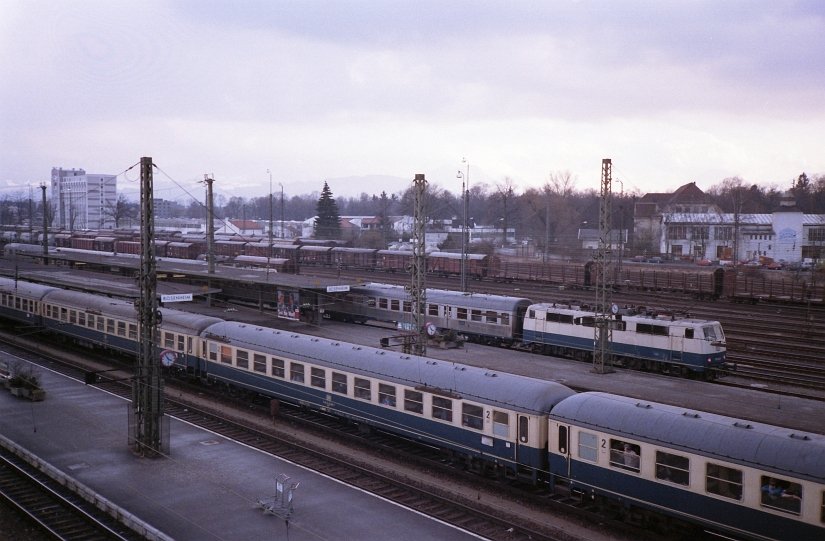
[702, 324, 724, 342]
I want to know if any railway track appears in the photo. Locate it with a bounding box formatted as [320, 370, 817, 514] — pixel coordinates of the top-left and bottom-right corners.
[0, 445, 147, 541]
[2, 340, 632, 541]
[312, 268, 825, 394]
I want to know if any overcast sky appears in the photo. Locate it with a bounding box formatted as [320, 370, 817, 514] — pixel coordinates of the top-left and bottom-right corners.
[1, 1, 824, 204]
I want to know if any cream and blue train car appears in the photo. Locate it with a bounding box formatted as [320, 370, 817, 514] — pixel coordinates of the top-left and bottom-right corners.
[548, 392, 825, 540]
[0, 277, 55, 327]
[522, 303, 726, 376]
[22, 286, 222, 371]
[328, 283, 533, 346]
[195, 320, 574, 479]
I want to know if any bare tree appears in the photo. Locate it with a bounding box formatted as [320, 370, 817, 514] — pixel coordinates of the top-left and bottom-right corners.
[101, 193, 138, 228]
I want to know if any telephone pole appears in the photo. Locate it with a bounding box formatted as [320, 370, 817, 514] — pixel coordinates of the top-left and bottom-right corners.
[40, 184, 48, 264]
[132, 156, 167, 456]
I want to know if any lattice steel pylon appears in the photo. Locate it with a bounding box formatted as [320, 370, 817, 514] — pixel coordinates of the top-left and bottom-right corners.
[409, 173, 428, 357]
[593, 158, 615, 374]
[132, 156, 167, 456]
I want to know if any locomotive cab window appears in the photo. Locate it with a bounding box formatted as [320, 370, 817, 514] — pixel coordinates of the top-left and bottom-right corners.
[655, 451, 690, 485]
[461, 403, 483, 430]
[609, 440, 640, 472]
[760, 476, 802, 515]
[706, 463, 742, 501]
[684, 328, 694, 339]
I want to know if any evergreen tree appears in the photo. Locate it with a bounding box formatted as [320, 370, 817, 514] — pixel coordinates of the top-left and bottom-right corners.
[313, 182, 342, 239]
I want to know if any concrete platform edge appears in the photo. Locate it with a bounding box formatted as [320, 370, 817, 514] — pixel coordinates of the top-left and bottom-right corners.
[0, 433, 173, 541]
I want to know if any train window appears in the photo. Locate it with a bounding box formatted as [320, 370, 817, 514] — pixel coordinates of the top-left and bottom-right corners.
[470, 310, 482, 322]
[164, 332, 175, 349]
[703, 325, 721, 341]
[86, 314, 94, 328]
[178, 336, 185, 351]
[14, 297, 21, 310]
[332, 372, 347, 394]
[577, 316, 596, 327]
[404, 390, 424, 413]
[220, 346, 232, 365]
[77, 311, 85, 326]
[289, 362, 304, 383]
[236, 350, 249, 370]
[402, 301, 411, 313]
[501, 313, 509, 325]
[69, 310, 77, 324]
[128, 324, 137, 340]
[378, 384, 396, 406]
[391, 299, 400, 311]
[577, 432, 598, 462]
[529, 309, 536, 319]
[493, 411, 509, 438]
[378, 298, 388, 309]
[821, 491, 825, 523]
[253, 354, 266, 373]
[61, 307, 68, 322]
[428, 304, 439, 316]
[706, 463, 743, 501]
[461, 403, 483, 430]
[117, 321, 126, 337]
[760, 476, 802, 515]
[106, 318, 114, 334]
[310, 367, 325, 388]
[354, 377, 371, 400]
[97, 317, 104, 331]
[457, 308, 467, 320]
[609, 440, 640, 472]
[557, 426, 569, 454]
[208, 342, 218, 362]
[484, 310, 497, 323]
[637, 323, 668, 336]
[684, 328, 694, 339]
[655, 451, 690, 485]
[432, 397, 453, 422]
[271, 358, 285, 378]
[518, 416, 529, 443]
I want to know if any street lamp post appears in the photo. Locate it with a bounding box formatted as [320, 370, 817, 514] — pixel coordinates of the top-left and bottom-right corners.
[456, 158, 469, 292]
[279, 182, 285, 239]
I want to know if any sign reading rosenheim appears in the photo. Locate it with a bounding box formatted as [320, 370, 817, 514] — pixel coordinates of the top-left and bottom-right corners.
[160, 293, 194, 303]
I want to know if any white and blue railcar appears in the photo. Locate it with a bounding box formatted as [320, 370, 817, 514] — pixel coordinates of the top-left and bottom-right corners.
[522, 303, 726, 376]
[548, 392, 825, 540]
[193, 320, 574, 478]
[0, 277, 56, 326]
[328, 283, 533, 346]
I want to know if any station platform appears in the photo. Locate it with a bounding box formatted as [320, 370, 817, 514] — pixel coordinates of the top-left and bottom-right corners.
[0, 357, 481, 541]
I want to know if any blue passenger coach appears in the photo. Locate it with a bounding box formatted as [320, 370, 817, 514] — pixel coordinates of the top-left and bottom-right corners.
[195, 320, 574, 478]
[548, 392, 825, 540]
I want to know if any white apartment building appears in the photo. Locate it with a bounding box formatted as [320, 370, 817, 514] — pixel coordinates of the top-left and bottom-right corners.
[51, 167, 117, 230]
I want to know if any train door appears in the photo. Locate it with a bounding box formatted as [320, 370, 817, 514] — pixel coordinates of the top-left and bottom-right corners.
[556, 423, 571, 477]
[516, 414, 532, 468]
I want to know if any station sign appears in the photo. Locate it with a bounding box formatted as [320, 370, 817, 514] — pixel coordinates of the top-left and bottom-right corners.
[160, 293, 193, 303]
[326, 285, 350, 293]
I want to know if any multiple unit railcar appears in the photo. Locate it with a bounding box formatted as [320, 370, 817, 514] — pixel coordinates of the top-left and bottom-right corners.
[0, 276, 821, 540]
